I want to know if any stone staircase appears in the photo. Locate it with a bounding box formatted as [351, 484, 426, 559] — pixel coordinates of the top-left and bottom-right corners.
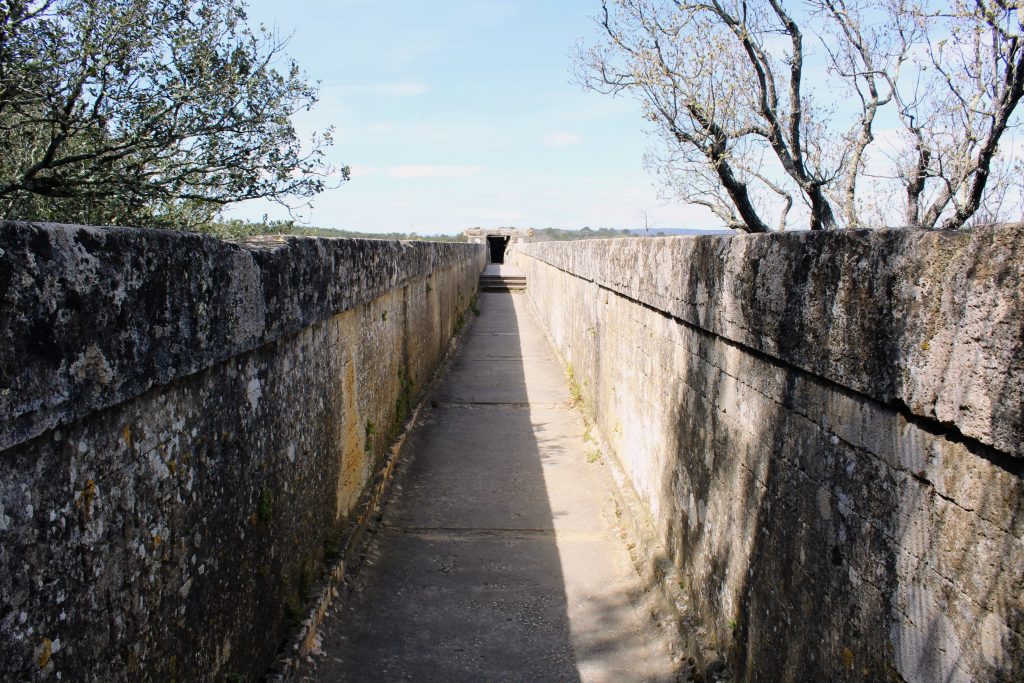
[479, 266, 527, 292]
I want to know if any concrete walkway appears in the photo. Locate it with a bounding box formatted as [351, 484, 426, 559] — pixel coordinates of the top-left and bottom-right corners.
[302, 292, 679, 682]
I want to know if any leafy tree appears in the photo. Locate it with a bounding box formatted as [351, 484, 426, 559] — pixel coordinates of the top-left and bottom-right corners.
[529, 226, 636, 241]
[202, 219, 473, 241]
[0, 0, 342, 229]
[578, 0, 1024, 232]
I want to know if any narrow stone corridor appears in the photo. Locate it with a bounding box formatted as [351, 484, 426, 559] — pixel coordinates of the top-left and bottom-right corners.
[6, 224, 1019, 681]
[301, 291, 679, 681]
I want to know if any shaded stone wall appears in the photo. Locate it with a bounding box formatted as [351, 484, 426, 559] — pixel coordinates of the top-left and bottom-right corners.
[0, 222, 486, 680]
[511, 226, 1023, 682]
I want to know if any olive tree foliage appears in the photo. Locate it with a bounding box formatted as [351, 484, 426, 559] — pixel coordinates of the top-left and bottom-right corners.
[0, 0, 341, 229]
[577, 0, 1024, 232]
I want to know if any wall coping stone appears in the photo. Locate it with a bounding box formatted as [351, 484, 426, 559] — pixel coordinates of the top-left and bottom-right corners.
[515, 224, 1023, 457]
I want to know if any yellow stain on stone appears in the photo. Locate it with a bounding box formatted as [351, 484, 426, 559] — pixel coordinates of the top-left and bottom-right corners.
[76, 479, 97, 515]
[336, 355, 366, 520]
[37, 638, 52, 669]
[842, 647, 854, 670]
[122, 424, 133, 448]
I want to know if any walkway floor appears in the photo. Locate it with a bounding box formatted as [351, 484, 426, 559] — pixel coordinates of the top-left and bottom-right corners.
[301, 292, 679, 682]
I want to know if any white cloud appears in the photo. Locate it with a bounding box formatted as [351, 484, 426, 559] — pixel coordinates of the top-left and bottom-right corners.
[346, 164, 487, 179]
[335, 81, 429, 97]
[348, 165, 382, 177]
[543, 132, 583, 147]
[390, 165, 485, 178]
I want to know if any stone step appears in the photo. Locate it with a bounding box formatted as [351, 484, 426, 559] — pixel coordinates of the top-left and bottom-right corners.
[480, 284, 527, 291]
[479, 275, 527, 292]
[480, 278, 527, 285]
[479, 276, 527, 283]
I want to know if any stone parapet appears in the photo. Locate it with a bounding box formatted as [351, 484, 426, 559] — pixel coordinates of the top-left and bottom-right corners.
[0, 222, 486, 680]
[514, 225, 1023, 457]
[512, 226, 1023, 682]
[1, 222, 485, 453]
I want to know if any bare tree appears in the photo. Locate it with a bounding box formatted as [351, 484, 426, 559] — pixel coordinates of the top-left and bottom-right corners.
[905, 0, 1024, 229]
[811, 0, 913, 228]
[577, 0, 1024, 232]
[639, 208, 653, 234]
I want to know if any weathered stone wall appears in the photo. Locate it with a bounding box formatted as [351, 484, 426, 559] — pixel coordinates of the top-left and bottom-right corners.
[0, 222, 486, 680]
[511, 226, 1023, 682]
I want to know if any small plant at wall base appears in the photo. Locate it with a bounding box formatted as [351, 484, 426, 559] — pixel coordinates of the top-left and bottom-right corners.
[256, 487, 274, 525]
[392, 367, 415, 437]
[364, 421, 376, 453]
[298, 561, 318, 600]
[566, 364, 585, 409]
[323, 534, 342, 562]
[283, 594, 303, 628]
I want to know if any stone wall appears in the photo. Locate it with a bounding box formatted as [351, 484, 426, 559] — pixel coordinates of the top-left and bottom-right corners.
[0, 222, 486, 680]
[511, 226, 1023, 682]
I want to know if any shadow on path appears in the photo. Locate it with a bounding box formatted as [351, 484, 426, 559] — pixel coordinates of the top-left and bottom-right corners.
[304, 292, 677, 681]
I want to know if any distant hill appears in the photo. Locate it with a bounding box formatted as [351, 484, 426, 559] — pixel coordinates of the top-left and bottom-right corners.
[528, 227, 632, 241]
[206, 220, 733, 242]
[289, 226, 466, 242]
[528, 226, 732, 241]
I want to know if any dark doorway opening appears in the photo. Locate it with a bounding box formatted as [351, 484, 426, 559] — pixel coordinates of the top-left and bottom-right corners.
[487, 235, 510, 264]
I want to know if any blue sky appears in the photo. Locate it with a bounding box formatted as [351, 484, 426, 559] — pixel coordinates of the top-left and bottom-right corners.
[228, 0, 720, 235]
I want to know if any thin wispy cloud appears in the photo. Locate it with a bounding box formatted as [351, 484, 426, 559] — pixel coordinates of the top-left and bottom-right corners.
[336, 81, 429, 97]
[352, 121, 460, 143]
[347, 165, 381, 178]
[384, 34, 455, 70]
[390, 165, 485, 178]
[348, 165, 486, 179]
[543, 132, 583, 147]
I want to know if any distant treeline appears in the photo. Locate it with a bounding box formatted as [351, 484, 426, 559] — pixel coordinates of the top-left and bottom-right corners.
[292, 227, 467, 242]
[530, 226, 634, 241]
[204, 221, 703, 242]
[467, 226, 718, 240]
[203, 220, 468, 241]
